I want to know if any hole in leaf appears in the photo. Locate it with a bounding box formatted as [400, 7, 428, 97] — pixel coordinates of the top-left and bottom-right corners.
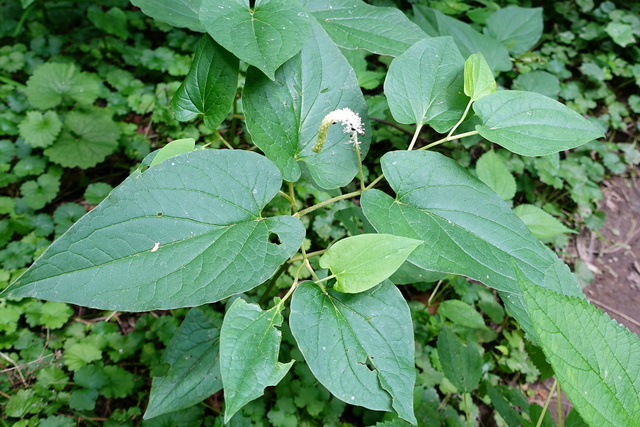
[365, 356, 375, 372]
[268, 232, 281, 245]
[156, 212, 163, 217]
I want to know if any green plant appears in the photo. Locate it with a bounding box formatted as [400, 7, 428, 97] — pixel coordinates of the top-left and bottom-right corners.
[2, 1, 640, 426]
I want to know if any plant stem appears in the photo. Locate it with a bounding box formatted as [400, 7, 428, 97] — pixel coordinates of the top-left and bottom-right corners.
[446, 99, 474, 140]
[289, 249, 326, 262]
[407, 123, 423, 151]
[0, 76, 26, 88]
[293, 189, 362, 218]
[536, 379, 557, 427]
[557, 382, 563, 427]
[420, 130, 479, 151]
[214, 130, 234, 150]
[258, 262, 288, 305]
[229, 95, 238, 145]
[354, 136, 366, 191]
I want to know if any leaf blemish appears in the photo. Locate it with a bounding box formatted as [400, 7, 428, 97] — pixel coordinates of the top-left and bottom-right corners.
[151, 242, 160, 252]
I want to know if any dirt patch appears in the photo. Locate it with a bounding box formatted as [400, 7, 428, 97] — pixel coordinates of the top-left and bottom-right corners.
[574, 170, 640, 337]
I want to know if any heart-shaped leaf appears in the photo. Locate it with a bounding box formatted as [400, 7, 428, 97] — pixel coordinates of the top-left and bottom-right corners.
[473, 90, 604, 156]
[412, 6, 512, 73]
[302, 0, 427, 56]
[360, 150, 583, 341]
[243, 19, 369, 188]
[290, 280, 416, 424]
[130, 0, 204, 32]
[319, 234, 422, 293]
[484, 6, 543, 55]
[384, 37, 468, 133]
[172, 35, 239, 130]
[145, 308, 221, 419]
[2, 150, 305, 311]
[199, 0, 311, 80]
[220, 299, 293, 422]
[464, 53, 496, 102]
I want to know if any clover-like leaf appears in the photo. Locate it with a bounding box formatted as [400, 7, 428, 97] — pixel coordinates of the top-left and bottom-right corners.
[172, 35, 238, 130]
[220, 299, 293, 423]
[19, 111, 62, 148]
[2, 150, 305, 311]
[200, 0, 311, 80]
[24, 62, 100, 109]
[44, 109, 121, 169]
[290, 280, 416, 424]
[20, 174, 60, 210]
[319, 234, 422, 293]
[145, 308, 222, 419]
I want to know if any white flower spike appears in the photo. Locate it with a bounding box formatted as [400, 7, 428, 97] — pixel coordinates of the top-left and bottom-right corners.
[312, 107, 364, 153]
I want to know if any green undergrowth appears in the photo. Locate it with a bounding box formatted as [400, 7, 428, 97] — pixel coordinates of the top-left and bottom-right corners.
[1, 0, 639, 426]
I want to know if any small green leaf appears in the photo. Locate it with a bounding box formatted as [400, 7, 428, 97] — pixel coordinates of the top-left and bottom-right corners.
[25, 62, 100, 109]
[99, 365, 136, 398]
[149, 138, 196, 168]
[521, 281, 640, 425]
[20, 174, 60, 210]
[513, 71, 560, 100]
[384, 37, 468, 133]
[69, 389, 99, 411]
[84, 183, 113, 205]
[514, 204, 574, 241]
[64, 343, 102, 371]
[39, 301, 73, 329]
[87, 6, 129, 39]
[172, 35, 239, 130]
[221, 299, 293, 423]
[145, 308, 222, 419]
[290, 281, 416, 424]
[44, 109, 121, 169]
[463, 53, 496, 102]
[3, 150, 305, 311]
[130, 0, 204, 32]
[200, 0, 311, 80]
[438, 300, 486, 329]
[303, 0, 427, 57]
[475, 151, 516, 201]
[484, 6, 543, 55]
[19, 111, 62, 148]
[473, 91, 604, 156]
[319, 234, 422, 293]
[437, 325, 483, 392]
[606, 22, 636, 47]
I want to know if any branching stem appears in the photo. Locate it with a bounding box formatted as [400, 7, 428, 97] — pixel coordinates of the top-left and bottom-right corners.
[407, 123, 423, 151]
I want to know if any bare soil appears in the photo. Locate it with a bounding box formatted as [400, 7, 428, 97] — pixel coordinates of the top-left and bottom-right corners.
[574, 169, 640, 337]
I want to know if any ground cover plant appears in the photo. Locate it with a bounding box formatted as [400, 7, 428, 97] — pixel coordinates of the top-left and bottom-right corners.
[1, 0, 640, 426]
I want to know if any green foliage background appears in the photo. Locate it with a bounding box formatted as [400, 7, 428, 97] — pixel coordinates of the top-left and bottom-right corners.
[0, 0, 638, 425]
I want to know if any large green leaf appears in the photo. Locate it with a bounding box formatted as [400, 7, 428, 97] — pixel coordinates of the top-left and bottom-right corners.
[220, 299, 293, 422]
[131, 0, 204, 31]
[484, 6, 543, 55]
[172, 35, 239, 130]
[199, 0, 311, 80]
[2, 150, 305, 311]
[290, 281, 416, 424]
[384, 37, 468, 133]
[360, 151, 583, 340]
[243, 19, 370, 188]
[319, 234, 422, 293]
[145, 308, 221, 419]
[522, 282, 640, 426]
[301, 0, 427, 57]
[412, 6, 511, 73]
[474, 91, 604, 156]
[437, 325, 483, 393]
